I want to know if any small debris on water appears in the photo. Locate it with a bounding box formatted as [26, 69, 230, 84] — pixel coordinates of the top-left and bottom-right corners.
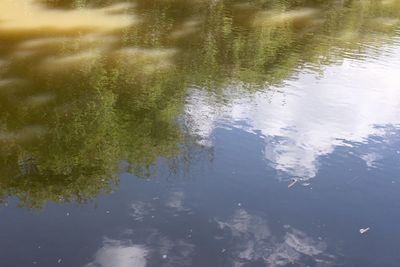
[359, 227, 370, 234]
[57, 258, 62, 264]
[66, 212, 70, 216]
[302, 183, 311, 187]
[237, 203, 242, 207]
[288, 178, 298, 188]
[106, 211, 110, 214]
[221, 248, 226, 253]
[162, 254, 167, 259]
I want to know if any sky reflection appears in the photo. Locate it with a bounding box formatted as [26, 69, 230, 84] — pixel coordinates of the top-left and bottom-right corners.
[1, 1, 400, 266]
[185, 43, 400, 180]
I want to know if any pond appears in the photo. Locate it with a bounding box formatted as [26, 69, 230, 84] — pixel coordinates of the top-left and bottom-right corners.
[1, 0, 400, 266]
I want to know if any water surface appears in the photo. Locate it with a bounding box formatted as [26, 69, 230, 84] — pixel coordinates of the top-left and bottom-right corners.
[1, 0, 400, 266]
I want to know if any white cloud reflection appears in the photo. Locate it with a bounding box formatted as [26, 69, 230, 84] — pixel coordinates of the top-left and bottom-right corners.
[84, 238, 148, 267]
[130, 201, 153, 221]
[85, 232, 195, 267]
[361, 152, 382, 168]
[95, 194, 194, 267]
[166, 191, 188, 212]
[217, 209, 332, 266]
[185, 44, 400, 180]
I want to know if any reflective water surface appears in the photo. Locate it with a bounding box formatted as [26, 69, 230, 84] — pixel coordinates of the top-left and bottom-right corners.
[1, 0, 400, 266]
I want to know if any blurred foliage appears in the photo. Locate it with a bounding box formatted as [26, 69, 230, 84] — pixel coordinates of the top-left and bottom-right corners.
[0, 0, 400, 207]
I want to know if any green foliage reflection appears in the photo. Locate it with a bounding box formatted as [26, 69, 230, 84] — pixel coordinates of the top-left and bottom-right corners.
[0, 0, 399, 207]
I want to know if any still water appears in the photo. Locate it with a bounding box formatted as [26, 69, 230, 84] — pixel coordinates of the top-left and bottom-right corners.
[1, 0, 400, 266]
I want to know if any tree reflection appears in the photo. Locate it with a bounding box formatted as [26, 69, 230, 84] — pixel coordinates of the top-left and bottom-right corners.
[0, 0, 399, 207]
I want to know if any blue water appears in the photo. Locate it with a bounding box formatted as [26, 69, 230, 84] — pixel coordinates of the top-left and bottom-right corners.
[1, 1, 400, 266]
